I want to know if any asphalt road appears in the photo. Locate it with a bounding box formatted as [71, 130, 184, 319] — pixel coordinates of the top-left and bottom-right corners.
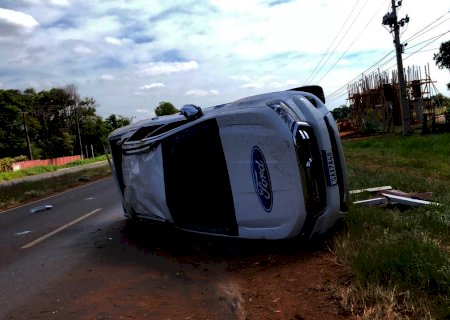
[0, 177, 240, 320]
[0, 177, 348, 320]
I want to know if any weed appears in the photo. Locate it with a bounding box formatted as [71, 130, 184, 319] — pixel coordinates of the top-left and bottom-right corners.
[335, 132, 450, 319]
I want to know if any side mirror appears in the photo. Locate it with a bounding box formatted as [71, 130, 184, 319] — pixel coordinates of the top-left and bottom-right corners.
[180, 104, 203, 121]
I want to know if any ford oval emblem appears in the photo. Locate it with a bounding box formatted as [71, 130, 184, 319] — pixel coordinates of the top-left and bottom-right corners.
[251, 146, 273, 212]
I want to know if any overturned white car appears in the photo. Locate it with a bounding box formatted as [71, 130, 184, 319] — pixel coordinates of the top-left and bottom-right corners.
[108, 86, 349, 239]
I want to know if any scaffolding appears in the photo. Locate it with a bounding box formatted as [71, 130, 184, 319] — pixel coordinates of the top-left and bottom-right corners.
[347, 64, 438, 132]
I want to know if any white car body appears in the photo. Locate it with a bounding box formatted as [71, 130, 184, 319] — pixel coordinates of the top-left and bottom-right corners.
[108, 86, 349, 239]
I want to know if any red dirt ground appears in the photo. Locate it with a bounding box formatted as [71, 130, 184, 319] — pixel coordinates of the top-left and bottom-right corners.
[8, 221, 353, 320]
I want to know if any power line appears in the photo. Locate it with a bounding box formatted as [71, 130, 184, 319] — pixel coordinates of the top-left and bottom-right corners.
[303, 0, 362, 85]
[315, 0, 389, 85]
[328, 31, 449, 106]
[326, 49, 395, 100]
[405, 13, 449, 43]
[385, 30, 450, 70]
[326, 12, 450, 103]
[305, 0, 372, 85]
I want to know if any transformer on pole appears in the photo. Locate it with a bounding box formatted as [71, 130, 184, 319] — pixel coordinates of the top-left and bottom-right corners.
[382, 0, 411, 135]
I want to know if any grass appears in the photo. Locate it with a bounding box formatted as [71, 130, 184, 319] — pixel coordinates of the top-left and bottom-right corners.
[334, 132, 450, 319]
[0, 162, 111, 210]
[0, 155, 107, 181]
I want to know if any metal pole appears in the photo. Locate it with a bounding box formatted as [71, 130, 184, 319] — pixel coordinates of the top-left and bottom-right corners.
[391, 0, 410, 135]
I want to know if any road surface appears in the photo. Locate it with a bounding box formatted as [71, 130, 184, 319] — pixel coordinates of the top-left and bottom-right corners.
[0, 177, 350, 320]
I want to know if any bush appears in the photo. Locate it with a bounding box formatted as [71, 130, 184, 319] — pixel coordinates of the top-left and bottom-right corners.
[0, 156, 28, 172]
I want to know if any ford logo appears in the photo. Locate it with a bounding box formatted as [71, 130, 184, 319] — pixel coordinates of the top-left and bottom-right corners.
[251, 146, 273, 212]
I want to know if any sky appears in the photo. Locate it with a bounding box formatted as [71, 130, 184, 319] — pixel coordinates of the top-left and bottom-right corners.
[0, 0, 449, 120]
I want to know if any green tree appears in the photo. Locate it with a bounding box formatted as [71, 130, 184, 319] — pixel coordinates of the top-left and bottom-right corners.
[431, 93, 450, 108]
[434, 41, 450, 70]
[104, 114, 132, 131]
[0, 89, 27, 158]
[331, 105, 350, 121]
[434, 41, 450, 90]
[154, 101, 179, 116]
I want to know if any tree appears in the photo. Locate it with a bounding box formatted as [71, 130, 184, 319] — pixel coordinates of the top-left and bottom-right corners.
[104, 114, 132, 131]
[434, 41, 450, 70]
[0, 89, 26, 158]
[434, 41, 450, 90]
[431, 93, 450, 108]
[331, 105, 350, 121]
[154, 102, 179, 116]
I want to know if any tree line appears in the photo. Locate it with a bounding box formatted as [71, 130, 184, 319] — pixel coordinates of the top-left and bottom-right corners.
[0, 85, 131, 160]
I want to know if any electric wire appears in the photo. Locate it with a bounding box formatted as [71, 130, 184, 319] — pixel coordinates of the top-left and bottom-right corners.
[316, 0, 389, 85]
[304, 0, 371, 85]
[405, 12, 449, 43]
[326, 12, 450, 104]
[327, 30, 448, 106]
[302, 0, 362, 85]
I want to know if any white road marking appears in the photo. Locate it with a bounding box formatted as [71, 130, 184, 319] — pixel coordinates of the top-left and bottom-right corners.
[21, 208, 102, 249]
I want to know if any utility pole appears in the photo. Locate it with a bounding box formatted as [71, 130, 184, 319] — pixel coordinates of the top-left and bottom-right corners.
[383, 0, 410, 135]
[22, 112, 33, 160]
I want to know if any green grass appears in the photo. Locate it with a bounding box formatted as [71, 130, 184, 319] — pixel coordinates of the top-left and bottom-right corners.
[0, 165, 111, 210]
[334, 132, 450, 319]
[0, 155, 107, 181]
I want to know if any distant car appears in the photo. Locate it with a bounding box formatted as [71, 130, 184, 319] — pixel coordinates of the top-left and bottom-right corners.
[108, 86, 349, 240]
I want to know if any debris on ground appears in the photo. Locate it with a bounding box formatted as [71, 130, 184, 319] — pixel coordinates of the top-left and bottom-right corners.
[352, 186, 439, 208]
[30, 204, 53, 213]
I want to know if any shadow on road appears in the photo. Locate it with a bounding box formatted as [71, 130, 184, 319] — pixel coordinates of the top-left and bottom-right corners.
[117, 218, 342, 266]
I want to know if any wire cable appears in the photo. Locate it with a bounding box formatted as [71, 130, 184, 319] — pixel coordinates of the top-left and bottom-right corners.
[305, 0, 371, 85]
[302, 0, 362, 85]
[316, 0, 389, 85]
[405, 13, 449, 43]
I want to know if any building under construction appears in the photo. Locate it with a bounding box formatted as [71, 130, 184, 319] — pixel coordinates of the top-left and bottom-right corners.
[347, 64, 445, 132]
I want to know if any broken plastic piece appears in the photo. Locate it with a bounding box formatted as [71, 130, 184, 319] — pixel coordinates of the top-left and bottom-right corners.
[30, 205, 53, 213]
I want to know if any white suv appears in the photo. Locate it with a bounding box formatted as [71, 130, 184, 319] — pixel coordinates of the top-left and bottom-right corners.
[108, 86, 349, 239]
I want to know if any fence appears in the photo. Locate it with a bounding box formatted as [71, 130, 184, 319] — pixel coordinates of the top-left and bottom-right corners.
[12, 155, 81, 171]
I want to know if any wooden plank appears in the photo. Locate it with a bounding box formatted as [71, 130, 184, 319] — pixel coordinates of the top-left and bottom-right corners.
[353, 197, 388, 207]
[350, 186, 392, 195]
[381, 193, 439, 207]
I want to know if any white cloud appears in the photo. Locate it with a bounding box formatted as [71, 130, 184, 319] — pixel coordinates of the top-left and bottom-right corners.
[136, 109, 149, 113]
[104, 36, 132, 46]
[73, 45, 93, 55]
[0, 8, 39, 35]
[140, 83, 165, 90]
[185, 89, 220, 97]
[99, 74, 115, 81]
[138, 61, 199, 76]
[0, 0, 448, 119]
[48, 0, 71, 7]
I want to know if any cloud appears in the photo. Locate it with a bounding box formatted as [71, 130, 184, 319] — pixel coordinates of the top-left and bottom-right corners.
[0, 8, 39, 36]
[134, 83, 165, 95]
[73, 45, 93, 55]
[140, 83, 165, 90]
[138, 61, 199, 76]
[48, 0, 71, 7]
[238, 76, 302, 90]
[99, 74, 115, 81]
[104, 36, 132, 46]
[185, 89, 219, 97]
[136, 109, 149, 113]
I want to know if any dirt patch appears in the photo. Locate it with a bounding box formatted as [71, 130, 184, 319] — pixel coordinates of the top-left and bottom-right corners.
[7, 221, 352, 320]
